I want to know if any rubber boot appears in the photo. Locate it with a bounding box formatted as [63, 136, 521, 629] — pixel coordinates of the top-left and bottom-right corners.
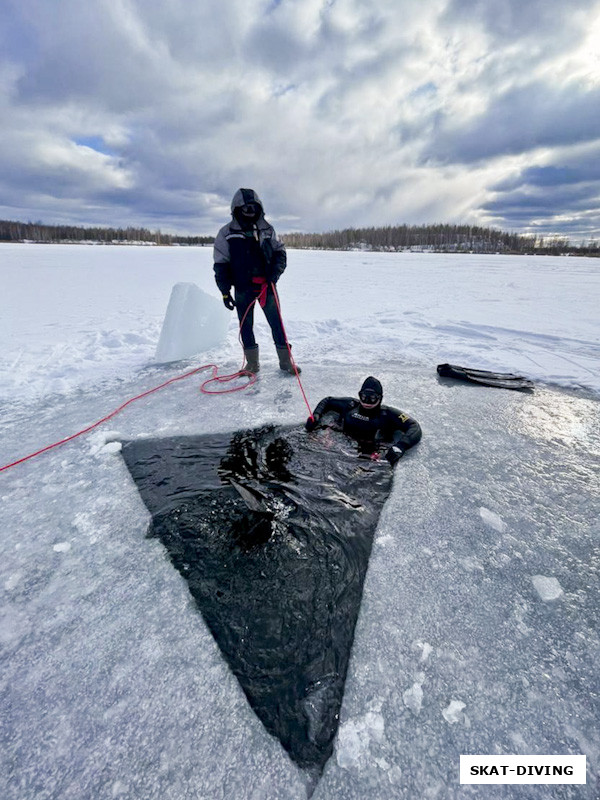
[277, 346, 301, 375]
[244, 346, 260, 374]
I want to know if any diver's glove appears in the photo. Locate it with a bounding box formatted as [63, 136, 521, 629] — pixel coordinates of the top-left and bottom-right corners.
[385, 445, 404, 466]
[305, 413, 320, 432]
[222, 293, 235, 310]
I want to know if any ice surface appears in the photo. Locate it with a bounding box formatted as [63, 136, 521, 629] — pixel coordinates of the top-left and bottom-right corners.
[313, 365, 600, 799]
[2, 361, 598, 799]
[1, 245, 600, 799]
[154, 282, 229, 362]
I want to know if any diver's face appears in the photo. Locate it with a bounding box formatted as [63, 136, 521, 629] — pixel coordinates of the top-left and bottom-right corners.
[359, 389, 381, 410]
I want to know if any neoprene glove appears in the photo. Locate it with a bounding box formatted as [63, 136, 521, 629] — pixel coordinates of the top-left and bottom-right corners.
[305, 414, 320, 432]
[385, 445, 404, 466]
[222, 293, 235, 310]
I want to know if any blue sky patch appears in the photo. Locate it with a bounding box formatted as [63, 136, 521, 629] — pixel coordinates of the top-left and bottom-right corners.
[74, 136, 115, 156]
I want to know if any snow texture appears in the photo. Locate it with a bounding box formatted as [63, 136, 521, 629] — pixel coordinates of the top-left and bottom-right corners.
[1, 244, 600, 799]
[154, 282, 229, 363]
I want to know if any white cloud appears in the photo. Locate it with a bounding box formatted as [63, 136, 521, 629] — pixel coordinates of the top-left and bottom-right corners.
[0, 0, 599, 238]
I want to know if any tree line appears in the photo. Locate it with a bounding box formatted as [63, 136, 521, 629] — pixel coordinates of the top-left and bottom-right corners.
[1, 218, 598, 255]
[0, 219, 212, 246]
[281, 224, 599, 256]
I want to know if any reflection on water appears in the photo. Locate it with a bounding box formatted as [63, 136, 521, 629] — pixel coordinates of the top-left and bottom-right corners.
[508, 388, 599, 453]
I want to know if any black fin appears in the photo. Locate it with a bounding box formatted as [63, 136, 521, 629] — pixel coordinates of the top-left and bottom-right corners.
[437, 363, 534, 391]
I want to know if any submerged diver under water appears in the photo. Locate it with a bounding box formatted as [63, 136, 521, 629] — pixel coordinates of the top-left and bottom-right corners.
[305, 376, 422, 465]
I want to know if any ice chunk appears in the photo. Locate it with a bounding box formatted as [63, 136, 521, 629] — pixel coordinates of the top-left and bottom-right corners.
[461, 556, 484, 572]
[336, 721, 363, 769]
[532, 575, 563, 601]
[442, 699, 466, 724]
[154, 282, 229, 362]
[53, 541, 71, 553]
[403, 682, 424, 716]
[479, 506, 507, 533]
[88, 430, 124, 456]
[413, 640, 433, 662]
[336, 711, 385, 769]
[0, 606, 31, 648]
[101, 441, 122, 455]
[4, 571, 23, 591]
[420, 642, 433, 662]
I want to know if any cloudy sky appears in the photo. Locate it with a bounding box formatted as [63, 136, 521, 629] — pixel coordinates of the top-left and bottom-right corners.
[1, 0, 599, 239]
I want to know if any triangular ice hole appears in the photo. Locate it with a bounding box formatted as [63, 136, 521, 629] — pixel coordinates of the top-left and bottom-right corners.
[121, 425, 392, 775]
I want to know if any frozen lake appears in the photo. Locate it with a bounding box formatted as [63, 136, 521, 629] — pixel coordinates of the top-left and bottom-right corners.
[1, 245, 599, 798]
[1, 244, 599, 404]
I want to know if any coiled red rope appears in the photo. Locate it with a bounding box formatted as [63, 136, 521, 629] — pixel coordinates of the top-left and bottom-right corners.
[198, 290, 258, 395]
[1, 284, 312, 474]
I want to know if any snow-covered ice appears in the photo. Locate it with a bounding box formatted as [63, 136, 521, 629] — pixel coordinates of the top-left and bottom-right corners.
[2, 244, 600, 405]
[1, 244, 599, 799]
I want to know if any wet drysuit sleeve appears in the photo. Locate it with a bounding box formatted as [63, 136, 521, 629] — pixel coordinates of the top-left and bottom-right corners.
[213, 227, 233, 295]
[308, 396, 355, 428]
[383, 406, 422, 454]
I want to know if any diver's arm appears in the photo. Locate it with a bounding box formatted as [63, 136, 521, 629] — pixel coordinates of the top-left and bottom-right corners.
[305, 397, 353, 431]
[384, 407, 422, 462]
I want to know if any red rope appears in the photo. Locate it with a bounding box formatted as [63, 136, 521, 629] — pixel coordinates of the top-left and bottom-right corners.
[199, 365, 256, 394]
[1, 286, 310, 474]
[0, 365, 212, 473]
[270, 283, 313, 419]
[199, 294, 258, 394]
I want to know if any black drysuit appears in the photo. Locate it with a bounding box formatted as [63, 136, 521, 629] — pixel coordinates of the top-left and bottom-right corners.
[309, 396, 422, 460]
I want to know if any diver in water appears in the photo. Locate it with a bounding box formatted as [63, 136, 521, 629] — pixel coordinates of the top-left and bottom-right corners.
[305, 376, 422, 465]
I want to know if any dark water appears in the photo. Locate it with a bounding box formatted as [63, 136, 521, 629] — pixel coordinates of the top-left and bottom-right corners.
[121, 425, 392, 774]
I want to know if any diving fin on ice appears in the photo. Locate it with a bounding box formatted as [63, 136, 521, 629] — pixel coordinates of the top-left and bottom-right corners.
[437, 363, 534, 391]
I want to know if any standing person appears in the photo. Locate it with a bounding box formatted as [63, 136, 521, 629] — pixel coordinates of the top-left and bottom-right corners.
[305, 376, 422, 465]
[213, 188, 300, 375]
